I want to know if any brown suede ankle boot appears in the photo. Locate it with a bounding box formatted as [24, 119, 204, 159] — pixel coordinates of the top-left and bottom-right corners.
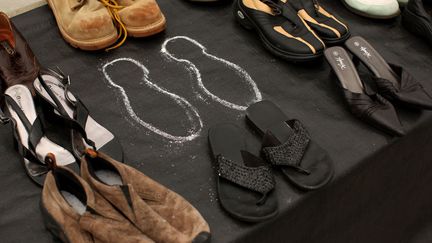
[0, 12, 40, 100]
[46, 0, 118, 50]
[80, 149, 211, 243]
[41, 158, 154, 243]
[116, 0, 166, 37]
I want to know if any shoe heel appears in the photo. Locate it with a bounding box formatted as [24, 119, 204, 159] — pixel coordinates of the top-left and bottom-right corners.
[233, 2, 253, 30]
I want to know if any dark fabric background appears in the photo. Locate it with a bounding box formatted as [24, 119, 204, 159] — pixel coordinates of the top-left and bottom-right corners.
[1, 1, 432, 242]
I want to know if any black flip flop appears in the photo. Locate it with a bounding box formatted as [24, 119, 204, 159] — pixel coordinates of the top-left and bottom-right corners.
[246, 101, 334, 190]
[345, 36, 432, 110]
[208, 123, 278, 222]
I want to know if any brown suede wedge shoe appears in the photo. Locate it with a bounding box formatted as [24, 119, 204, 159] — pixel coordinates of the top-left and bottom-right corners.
[0, 12, 40, 98]
[41, 156, 154, 243]
[117, 0, 166, 37]
[80, 149, 211, 243]
[46, 0, 118, 50]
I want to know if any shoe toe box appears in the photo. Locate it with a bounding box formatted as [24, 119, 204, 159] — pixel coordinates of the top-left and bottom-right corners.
[68, 11, 116, 41]
[119, 0, 164, 28]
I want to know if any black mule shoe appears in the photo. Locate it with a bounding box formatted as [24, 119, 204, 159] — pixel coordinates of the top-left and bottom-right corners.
[234, 0, 325, 61]
[288, 0, 350, 45]
[345, 36, 432, 110]
[209, 123, 278, 222]
[246, 101, 334, 190]
[33, 68, 124, 162]
[1, 85, 79, 186]
[325, 46, 405, 136]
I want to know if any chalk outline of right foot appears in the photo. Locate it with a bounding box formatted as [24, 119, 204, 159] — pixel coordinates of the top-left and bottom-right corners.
[161, 36, 263, 111]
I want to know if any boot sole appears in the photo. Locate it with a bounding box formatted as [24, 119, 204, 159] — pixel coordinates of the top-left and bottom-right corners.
[126, 14, 167, 38]
[47, 0, 118, 51]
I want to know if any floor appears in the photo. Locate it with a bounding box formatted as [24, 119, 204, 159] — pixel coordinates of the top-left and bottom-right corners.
[0, 0, 46, 17]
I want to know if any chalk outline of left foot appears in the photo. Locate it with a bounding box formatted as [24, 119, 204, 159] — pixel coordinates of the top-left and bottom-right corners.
[101, 58, 203, 143]
[161, 36, 262, 111]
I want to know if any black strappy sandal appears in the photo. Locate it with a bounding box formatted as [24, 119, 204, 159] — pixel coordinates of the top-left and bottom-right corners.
[1, 84, 78, 186]
[345, 36, 432, 110]
[33, 68, 124, 162]
[208, 123, 278, 222]
[246, 100, 334, 190]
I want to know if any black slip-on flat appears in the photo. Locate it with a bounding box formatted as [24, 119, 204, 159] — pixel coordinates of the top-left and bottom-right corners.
[234, 0, 325, 62]
[246, 100, 334, 190]
[208, 123, 278, 222]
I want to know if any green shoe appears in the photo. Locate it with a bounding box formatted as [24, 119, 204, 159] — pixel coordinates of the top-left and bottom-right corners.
[342, 0, 401, 19]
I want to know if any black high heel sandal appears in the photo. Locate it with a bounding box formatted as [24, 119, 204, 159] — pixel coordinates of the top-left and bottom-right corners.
[1, 84, 78, 186]
[33, 68, 124, 162]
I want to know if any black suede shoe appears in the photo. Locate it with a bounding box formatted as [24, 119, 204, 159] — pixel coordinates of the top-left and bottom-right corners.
[288, 0, 350, 45]
[234, 0, 325, 61]
[325, 47, 405, 137]
[402, 0, 432, 45]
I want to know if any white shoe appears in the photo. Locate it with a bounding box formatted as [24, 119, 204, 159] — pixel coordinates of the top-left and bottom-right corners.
[342, 0, 401, 19]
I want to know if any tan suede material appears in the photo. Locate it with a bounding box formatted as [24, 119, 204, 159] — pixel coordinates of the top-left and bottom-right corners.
[80, 152, 210, 243]
[117, 0, 164, 28]
[42, 167, 154, 243]
[47, 0, 116, 41]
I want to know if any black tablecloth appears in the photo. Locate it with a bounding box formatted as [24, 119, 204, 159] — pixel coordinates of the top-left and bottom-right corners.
[1, 1, 432, 242]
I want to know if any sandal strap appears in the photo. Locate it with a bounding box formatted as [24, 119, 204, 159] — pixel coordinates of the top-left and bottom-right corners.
[37, 70, 96, 149]
[262, 120, 310, 168]
[0, 106, 49, 176]
[216, 154, 275, 195]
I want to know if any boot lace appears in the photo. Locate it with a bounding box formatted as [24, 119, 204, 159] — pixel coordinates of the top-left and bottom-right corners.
[72, 0, 128, 51]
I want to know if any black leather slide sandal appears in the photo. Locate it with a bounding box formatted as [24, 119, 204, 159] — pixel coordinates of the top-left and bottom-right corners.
[208, 123, 278, 222]
[325, 46, 405, 136]
[246, 100, 334, 190]
[345, 36, 432, 110]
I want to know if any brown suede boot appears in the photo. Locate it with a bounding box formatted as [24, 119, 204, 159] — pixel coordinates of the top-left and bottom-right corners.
[80, 149, 211, 243]
[0, 12, 39, 100]
[116, 0, 166, 37]
[41, 158, 154, 243]
[46, 0, 118, 50]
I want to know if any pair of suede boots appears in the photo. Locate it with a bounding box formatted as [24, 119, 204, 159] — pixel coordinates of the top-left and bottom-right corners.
[41, 149, 211, 243]
[46, 0, 166, 51]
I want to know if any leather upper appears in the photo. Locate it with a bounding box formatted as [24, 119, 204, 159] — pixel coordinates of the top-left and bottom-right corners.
[41, 167, 154, 243]
[342, 89, 405, 136]
[371, 64, 432, 109]
[47, 0, 117, 41]
[0, 12, 39, 99]
[117, 0, 164, 28]
[80, 151, 211, 243]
